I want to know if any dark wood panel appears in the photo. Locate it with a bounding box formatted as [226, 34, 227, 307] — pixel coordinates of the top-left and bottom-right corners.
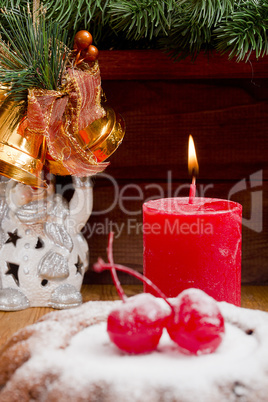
[102, 79, 268, 181]
[84, 180, 268, 285]
[83, 54, 268, 286]
[99, 50, 268, 80]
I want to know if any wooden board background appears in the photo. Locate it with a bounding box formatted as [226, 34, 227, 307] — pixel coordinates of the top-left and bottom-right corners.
[64, 50, 268, 285]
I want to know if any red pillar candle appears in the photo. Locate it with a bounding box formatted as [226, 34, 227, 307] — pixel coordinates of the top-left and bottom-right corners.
[143, 136, 242, 306]
[143, 197, 242, 306]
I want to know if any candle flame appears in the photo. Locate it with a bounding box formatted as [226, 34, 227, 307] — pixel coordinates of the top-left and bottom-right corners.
[188, 135, 199, 177]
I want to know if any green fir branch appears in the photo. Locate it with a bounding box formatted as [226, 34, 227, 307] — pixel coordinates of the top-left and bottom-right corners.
[214, 1, 268, 61]
[185, 0, 235, 27]
[0, 1, 268, 62]
[0, 8, 71, 123]
[108, 0, 175, 40]
[43, 0, 110, 42]
[160, 3, 214, 61]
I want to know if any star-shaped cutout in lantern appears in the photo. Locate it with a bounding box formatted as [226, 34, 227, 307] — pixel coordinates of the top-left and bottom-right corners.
[75, 256, 83, 276]
[35, 237, 44, 249]
[6, 262, 20, 286]
[5, 229, 21, 247]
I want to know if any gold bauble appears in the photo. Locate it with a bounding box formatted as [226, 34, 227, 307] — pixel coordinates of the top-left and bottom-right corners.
[0, 90, 47, 187]
[48, 106, 125, 175]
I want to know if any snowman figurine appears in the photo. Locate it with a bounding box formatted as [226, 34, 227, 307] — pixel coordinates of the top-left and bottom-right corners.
[0, 175, 93, 310]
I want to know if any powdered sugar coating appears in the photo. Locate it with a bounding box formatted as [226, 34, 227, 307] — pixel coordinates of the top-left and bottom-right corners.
[0, 300, 268, 401]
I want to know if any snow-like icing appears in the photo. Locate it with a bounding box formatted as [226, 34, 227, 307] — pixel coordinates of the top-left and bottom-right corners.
[172, 288, 223, 319]
[114, 293, 171, 325]
[1, 300, 268, 401]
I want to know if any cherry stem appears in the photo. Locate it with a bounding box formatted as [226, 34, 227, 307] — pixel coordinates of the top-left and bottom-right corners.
[107, 232, 128, 303]
[94, 233, 173, 309]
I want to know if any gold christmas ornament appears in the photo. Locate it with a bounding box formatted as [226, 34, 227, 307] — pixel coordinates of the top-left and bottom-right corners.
[47, 106, 125, 175]
[78, 106, 125, 162]
[0, 19, 125, 181]
[0, 92, 47, 188]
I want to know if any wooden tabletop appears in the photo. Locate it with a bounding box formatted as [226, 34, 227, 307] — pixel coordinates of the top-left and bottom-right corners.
[0, 285, 267, 349]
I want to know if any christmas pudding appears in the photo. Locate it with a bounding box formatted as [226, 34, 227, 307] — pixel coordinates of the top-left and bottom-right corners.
[0, 297, 268, 401]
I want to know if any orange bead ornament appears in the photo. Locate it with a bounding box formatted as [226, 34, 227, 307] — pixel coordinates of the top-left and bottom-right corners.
[83, 45, 99, 62]
[74, 30, 93, 50]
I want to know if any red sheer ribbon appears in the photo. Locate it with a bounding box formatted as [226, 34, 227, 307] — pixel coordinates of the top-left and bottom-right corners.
[26, 62, 108, 176]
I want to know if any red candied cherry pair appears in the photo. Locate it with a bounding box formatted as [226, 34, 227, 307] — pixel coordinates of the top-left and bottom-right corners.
[73, 30, 99, 64]
[93, 233, 225, 356]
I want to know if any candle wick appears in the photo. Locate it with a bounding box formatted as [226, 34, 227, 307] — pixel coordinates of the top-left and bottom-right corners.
[189, 175, 196, 204]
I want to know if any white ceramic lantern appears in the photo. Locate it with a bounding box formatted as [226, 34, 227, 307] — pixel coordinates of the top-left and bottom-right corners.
[0, 176, 92, 310]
